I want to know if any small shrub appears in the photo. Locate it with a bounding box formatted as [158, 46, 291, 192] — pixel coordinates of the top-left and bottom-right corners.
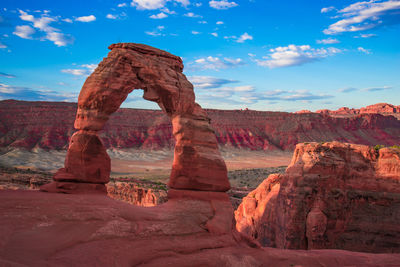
[374, 144, 385, 151]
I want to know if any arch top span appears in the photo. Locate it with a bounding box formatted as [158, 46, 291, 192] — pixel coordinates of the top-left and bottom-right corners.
[76, 43, 196, 132]
[41, 43, 231, 194]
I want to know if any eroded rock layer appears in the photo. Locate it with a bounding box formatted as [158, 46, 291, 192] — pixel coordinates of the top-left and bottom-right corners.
[40, 43, 229, 194]
[235, 142, 400, 253]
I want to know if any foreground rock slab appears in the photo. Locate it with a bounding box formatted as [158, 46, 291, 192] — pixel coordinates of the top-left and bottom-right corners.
[236, 142, 400, 253]
[1, 190, 399, 267]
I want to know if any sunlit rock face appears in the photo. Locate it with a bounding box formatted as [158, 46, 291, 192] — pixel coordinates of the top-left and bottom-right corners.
[41, 43, 230, 194]
[235, 142, 400, 253]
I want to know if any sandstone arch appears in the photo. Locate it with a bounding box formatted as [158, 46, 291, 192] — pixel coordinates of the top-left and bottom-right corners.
[41, 43, 230, 194]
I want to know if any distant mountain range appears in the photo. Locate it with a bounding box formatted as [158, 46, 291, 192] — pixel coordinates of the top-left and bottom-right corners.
[1, 100, 399, 151]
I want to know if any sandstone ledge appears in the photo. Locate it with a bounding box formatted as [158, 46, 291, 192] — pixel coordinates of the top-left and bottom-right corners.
[1, 190, 399, 267]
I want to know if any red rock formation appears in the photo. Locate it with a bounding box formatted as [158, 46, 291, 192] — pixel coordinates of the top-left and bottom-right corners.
[106, 180, 167, 206]
[2, 100, 400, 152]
[235, 142, 400, 253]
[360, 103, 399, 114]
[1, 190, 400, 266]
[235, 173, 282, 247]
[316, 103, 399, 118]
[40, 43, 230, 194]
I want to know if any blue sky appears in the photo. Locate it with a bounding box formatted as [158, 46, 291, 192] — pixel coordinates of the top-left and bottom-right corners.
[0, 0, 399, 111]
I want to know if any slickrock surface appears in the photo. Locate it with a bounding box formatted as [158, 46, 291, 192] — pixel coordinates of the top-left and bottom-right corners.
[1, 190, 400, 267]
[1, 100, 400, 152]
[40, 43, 229, 194]
[235, 142, 400, 253]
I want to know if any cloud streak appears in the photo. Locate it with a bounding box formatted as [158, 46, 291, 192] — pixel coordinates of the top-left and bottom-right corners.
[0, 83, 78, 102]
[188, 76, 238, 89]
[339, 85, 392, 93]
[0, 72, 16, 78]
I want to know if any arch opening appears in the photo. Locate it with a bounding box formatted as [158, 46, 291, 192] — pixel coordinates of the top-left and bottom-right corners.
[41, 43, 230, 195]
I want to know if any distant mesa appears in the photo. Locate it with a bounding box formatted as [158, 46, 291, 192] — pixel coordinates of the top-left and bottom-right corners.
[314, 103, 400, 118]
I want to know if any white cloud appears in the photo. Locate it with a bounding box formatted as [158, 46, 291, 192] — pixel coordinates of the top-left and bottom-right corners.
[321, 6, 335, 13]
[323, 0, 400, 35]
[150, 12, 168, 19]
[75, 15, 96, 22]
[184, 12, 202, 18]
[106, 12, 127, 20]
[131, 0, 166, 9]
[145, 25, 165, 36]
[161, 7, 176, 14]
[193, 56, 244, 70]
[191, 30, 200, 34]
[236, 32, 253, 43]
[209, 0, 238, 10]
[316, 38, 340, 44]
[175, 0, 190, 6]
[188, 76, 238, 89]
[14, 10, 73, 46]
[211, 32, 218, 37]
[354, 33, 377, 38]
[256, 44, 342, 68]
[118, 3, 127, 7]
[106, 14, 117, 19]
[62, 18, 73, 23]
[216, 21, 224, 25]
[131, 0, 189, 10]
[13, 25, 35, 39]
[198, 20, 208, 24]
[358, 46, 372, 54]
[61, 64, 97, 76]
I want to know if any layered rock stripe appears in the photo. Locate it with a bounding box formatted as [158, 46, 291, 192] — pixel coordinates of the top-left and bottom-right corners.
[41, 43, 230, 194]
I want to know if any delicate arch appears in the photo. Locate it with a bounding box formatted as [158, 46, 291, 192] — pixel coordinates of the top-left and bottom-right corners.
[41, 43, 230, 194]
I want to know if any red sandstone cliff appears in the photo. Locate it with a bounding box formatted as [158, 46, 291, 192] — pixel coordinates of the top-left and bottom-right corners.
[235, 142, 400, 253]
[1, 100, 400, 151]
